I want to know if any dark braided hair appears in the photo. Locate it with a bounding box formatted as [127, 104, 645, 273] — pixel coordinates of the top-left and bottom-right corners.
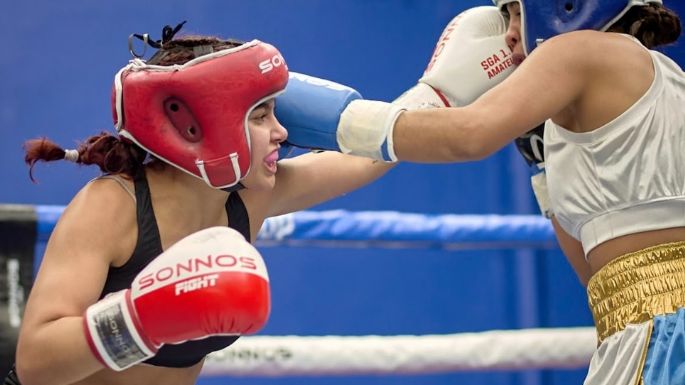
[24, 132, 146, 182]
[147, 35, 244, 65]
[607, 3, 681, 49]
[24, 23, 244, 183]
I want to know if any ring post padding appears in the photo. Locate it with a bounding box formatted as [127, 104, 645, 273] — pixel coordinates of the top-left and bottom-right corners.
[0, 204, 37, 377]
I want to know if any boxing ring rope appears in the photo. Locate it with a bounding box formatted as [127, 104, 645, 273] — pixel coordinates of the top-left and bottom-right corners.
[31, 205, 596, 376]
[202, 328, 596, 377]
[36, 205, 559, 249]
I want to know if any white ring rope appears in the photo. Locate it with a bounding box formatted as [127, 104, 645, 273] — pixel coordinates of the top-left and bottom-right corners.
[202, 327, 596, 377]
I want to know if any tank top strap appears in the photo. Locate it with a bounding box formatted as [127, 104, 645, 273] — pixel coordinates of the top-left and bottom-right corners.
[225, 192, 251, 241]
[133, 170, 163, 257]
[94, 174, 136, 203]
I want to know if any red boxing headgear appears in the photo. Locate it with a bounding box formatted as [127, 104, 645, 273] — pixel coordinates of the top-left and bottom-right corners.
[112, 40, 289, 189]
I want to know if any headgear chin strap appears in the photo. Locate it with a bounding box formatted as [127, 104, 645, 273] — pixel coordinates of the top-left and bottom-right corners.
[494, 0, 663, 55]
[112, 40, 289, 189]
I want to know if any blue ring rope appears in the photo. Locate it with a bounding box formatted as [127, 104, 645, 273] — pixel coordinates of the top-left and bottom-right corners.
[35, 205, 556, 250]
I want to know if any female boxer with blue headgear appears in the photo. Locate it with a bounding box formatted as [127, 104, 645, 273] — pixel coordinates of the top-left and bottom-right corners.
[331, 1, 684, 384]
[8, 22, 393, 385]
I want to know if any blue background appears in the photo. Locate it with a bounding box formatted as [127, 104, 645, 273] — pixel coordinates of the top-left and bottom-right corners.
[2, 1, 684, 384]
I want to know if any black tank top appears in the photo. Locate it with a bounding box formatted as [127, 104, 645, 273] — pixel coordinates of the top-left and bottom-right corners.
[99, 171, 251, 367]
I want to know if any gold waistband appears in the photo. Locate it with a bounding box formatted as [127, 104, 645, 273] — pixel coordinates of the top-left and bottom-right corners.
[587, 241, 685, 342]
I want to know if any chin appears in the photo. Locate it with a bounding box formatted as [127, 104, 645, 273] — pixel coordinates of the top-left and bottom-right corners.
[242, 174, 276, 191]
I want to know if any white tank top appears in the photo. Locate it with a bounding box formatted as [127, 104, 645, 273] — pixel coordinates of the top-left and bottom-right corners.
[544, 37, 685, 256]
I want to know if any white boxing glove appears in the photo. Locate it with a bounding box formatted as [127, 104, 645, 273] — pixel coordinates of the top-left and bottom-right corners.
[339, 6, 515, 161]
[394, 6, 514, 110]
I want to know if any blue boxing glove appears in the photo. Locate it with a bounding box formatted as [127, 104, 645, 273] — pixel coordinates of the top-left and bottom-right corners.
[275, 72, 362, 158]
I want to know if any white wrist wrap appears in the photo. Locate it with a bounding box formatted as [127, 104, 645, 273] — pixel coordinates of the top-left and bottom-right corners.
[337, 100, 405, 162]
[530, 171, 553, 218]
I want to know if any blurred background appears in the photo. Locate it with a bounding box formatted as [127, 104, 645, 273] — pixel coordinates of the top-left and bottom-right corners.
[1, 1, 684, 384]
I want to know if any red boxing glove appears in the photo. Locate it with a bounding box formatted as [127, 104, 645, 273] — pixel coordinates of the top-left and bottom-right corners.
[83, 227, 270, 371]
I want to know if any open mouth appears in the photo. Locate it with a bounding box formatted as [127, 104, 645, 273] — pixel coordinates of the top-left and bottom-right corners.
[264, 150, 279, 174]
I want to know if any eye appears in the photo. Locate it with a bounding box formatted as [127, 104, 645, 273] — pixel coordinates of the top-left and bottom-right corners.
[250, 111, 269, 123]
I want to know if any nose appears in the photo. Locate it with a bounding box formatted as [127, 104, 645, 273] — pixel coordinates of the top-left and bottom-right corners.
[505, 26, 519, 52]
[272, 117, 288, 143]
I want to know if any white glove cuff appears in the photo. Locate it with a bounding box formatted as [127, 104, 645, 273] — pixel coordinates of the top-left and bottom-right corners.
[337, 100, 405, 162]
[84, 290, 155, 371]
[393, 83, 449, 110]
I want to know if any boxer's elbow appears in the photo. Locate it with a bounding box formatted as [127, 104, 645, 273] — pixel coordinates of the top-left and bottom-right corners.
[444, 122, 493, 162]
[15, 357, 45, 385]
[16, 336, 70, 385]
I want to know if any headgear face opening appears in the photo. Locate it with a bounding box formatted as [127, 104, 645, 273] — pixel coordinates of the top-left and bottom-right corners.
[112, 40, 289, 189]
[493, 0, 663, 55]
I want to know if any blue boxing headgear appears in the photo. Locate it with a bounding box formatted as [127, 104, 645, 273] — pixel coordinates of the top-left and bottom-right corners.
[493, 0, 663, 54]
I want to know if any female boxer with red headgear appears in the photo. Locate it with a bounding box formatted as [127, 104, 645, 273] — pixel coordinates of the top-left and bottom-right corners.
[9, 22, 394, 385]
[332, 1, 684, 384]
